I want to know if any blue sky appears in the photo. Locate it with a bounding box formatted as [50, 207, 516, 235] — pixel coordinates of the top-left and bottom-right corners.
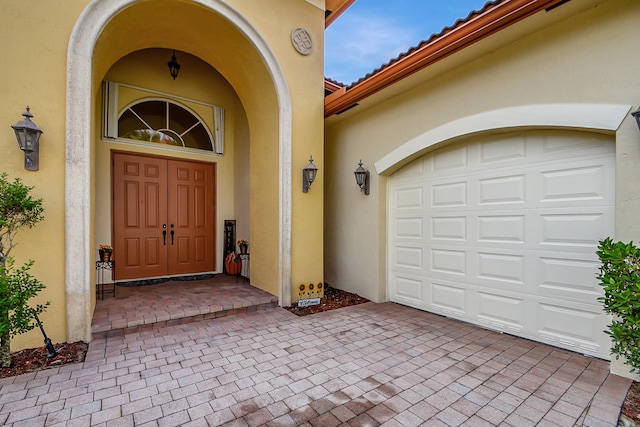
[325, 1, 489, 85]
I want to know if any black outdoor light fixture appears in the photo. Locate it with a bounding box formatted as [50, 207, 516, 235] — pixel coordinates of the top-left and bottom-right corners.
[632, 106, 640, 131]
[11, 106, 43, 171]
[354, 160, 370, 195]
[33, 311, 57, 360]
[302, 155, 318, 193]
[168, 50, 181, 80]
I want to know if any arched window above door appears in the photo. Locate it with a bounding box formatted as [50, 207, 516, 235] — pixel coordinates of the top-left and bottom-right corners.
[103, 80, 225, 155]
[119, 99, 214, 151]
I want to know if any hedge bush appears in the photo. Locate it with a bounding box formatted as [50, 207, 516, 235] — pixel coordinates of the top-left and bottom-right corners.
[597, 238, 640, 372]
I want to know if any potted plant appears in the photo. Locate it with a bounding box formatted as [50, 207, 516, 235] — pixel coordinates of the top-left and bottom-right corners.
[237, 239, 248, 254]
[99, 244, 113, 262]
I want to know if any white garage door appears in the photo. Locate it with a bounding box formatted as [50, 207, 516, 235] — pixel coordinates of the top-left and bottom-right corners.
[388, 130, 614, 359]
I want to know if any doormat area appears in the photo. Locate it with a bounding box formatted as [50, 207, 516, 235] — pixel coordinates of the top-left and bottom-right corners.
[116, 273, 218, 287]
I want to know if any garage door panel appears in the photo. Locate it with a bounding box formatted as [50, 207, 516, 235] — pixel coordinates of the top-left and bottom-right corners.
[428, 247, 529, 292]
[431, 281, 466, 317]
[469, 158, 614, 210]
[537, 302, 608, 355]
[477, 292, 525, 333]
[389, 130, 614, 359]
[477, 215, 525, 243]
[477, 252, 525, 285]
[537, 157, 615, 206]
[541, 131, 612, 157]
[395, 186, 424, 209]
[395, 246, 424, 270]
[394, 216, 424, 239]
[431, 181, 467, 208]
[394, 157, 425, 180]
[472, 261, 533, 295]
[431, 216, 467, 241]
[539, 212, 609, 249]
[541, 165, 606, 203]
[479, 135, 526, 165]
[433, 144, 468, 172]
[477, 175, 526, 206]
[537, 254, 603, 300]
[390, 274, 425, 306]
[431, 248, 466, 275]
[411, 131, 613, 180]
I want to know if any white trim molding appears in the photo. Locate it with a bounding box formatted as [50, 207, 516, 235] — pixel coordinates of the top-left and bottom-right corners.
[66, 0, 292, 342]
[375, 104, 632, 175]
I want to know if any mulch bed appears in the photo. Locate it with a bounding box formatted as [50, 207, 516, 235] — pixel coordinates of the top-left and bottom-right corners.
[283, 284, 370, 316]
[0, 341, 87, 380]
[622, 381, 640, 424]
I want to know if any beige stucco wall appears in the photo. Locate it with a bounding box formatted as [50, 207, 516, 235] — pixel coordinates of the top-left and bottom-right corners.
[1, 0, 324, 351]
[0, 0, 89, 350]
[324, 0, 640, 377]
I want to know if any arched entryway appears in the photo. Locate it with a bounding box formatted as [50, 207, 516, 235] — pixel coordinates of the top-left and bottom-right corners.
[66, 0, 292, 343]
[97, 50, 242, 283]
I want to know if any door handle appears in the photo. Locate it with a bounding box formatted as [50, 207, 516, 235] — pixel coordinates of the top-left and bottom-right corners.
[170, 224, 174, 245]
[163, 224, 167, 245]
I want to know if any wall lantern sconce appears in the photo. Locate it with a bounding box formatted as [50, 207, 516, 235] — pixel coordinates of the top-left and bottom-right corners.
[631, 106, 640, 130]
[11, 106, 43, 171]
[167, 50, 181, 80]
[302, 155, 318, 193]
[354, 160, 370, 195]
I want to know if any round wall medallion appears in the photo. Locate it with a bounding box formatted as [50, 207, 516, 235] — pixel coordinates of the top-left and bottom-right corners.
[291, 28, 313, 55]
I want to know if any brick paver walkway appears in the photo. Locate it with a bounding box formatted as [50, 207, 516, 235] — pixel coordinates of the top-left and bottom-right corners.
[91, 277, 278, 336]
[0, 302, 631, 426]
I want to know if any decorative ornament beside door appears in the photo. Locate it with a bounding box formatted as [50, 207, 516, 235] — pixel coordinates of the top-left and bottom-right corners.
[354, 160, 370, 195]
[291, 28, 312, 55]
[225, 253, 241, 276]
[11, 106, 43, 171]
[167, 50, 181, 80]
[302, 156, 318, 193]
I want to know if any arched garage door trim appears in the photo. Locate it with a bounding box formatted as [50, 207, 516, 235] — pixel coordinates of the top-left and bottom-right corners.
[375, 104, 631, 176]
[66, 0, 292, 342]
[381, 103, 633, 359]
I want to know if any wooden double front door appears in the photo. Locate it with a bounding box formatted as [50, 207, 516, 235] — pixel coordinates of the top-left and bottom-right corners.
[113, 153, 216, 280]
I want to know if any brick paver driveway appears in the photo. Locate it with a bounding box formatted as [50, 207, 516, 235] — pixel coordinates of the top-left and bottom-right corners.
[0, 302, 631, 426]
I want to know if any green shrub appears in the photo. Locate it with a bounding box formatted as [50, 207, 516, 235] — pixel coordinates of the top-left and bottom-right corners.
[597, 237, 640, 372]
[0, 173, 45, 367]
[0, 258, 49, 338]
